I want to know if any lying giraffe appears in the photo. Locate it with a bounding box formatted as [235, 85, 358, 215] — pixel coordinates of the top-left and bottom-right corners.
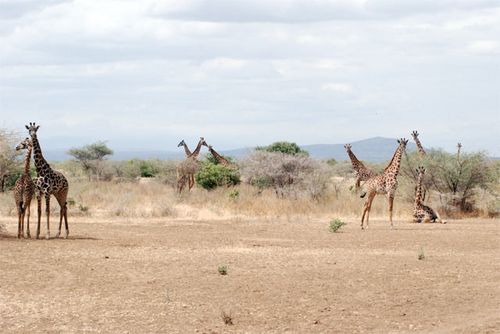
[26, 122, 69, 239]
[13, 138, 35, 239]
[413, 166, 446, 224]
[360, 138, 408, 229]
[344, 144, 376, 190]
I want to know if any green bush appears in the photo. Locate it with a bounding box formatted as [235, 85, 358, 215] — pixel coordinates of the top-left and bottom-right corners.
[329, 218, 346, 233]
[196, 162, 240, 190]
[256, 141, 309, 156]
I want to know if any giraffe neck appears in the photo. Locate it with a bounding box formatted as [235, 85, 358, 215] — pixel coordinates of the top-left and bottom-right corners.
[30, 134, 51, 176]
[384, 144, 405, 178]
[346, 148, 364, 171]
[415, 172, 424, 206]
[182, 143, 192, 157]
[188, 139, 203, 158]
[23, 146, 32, 176]
[413, 136, 426, 155]
[209, 147, 230, 166]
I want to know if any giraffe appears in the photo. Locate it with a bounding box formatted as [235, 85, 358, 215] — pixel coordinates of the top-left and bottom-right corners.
[26, 123, 69, 239]
[360, 138, 408, 229]
[206, 144, 231, 167]
[456, 142, 462, 163]
[177, 139, 195, 187]
[177, 139, 192, 156]
[411, 130, 426, 156]
[344, 144, 376, 190]
[413, 166, 446, 224]
[176, 137, 206, 193]
[13, 138, 35, 239]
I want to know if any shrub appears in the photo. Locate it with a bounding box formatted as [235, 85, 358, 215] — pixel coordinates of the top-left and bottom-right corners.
[242, 151, 330, 199]
[256, 141, 309, 156]
[196, 162, 240, 190]
[418, 248, 425, 260]
[329, 219, 346, 233]
[218, 265, 228, 275]
[228, 189, 240, 200]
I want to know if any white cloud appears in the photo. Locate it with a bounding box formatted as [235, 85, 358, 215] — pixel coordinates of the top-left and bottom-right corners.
[321, 83, 353, 94]
[467, 40, 499, 54]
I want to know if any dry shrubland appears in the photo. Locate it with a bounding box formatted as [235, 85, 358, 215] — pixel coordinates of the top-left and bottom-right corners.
[0, 142, 497, 221]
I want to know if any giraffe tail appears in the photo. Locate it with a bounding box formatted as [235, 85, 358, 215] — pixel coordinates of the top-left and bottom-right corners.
[360, 192, 367, 198]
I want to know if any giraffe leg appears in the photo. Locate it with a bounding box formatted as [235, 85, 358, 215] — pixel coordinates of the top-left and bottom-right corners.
[188, 175, 194, 190]
[55, 194, 68, 238]
[25, 202, 31, 238]
[388, 195, 395, 229]
[364, 192, 376, 229]
[17, 203, 22, 239]
[63, 203, 69, 238]
[36, 193, 42, 239]
[177, 175, 184, 193]
[21, 204, 26, 239]
[45, 194, 51, 240]
[361, 192, 375, 230]
[56, 206, 63, 238]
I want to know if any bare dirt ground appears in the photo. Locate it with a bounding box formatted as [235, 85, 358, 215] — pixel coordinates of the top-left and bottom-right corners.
[1, 216, 499, 334]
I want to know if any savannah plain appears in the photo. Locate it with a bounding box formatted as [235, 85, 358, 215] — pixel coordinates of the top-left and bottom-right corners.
[1, 182, 499, 333]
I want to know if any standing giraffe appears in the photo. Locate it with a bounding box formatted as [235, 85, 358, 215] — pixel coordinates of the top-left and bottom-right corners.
[206, 144, 231, 166]
[176, 137, 206, 193]
[360, 138, 408, 229]
[26, 123, 69, 239]
[411, 130, 426, 156]
[177, 139, 195, 187]
[413, 166, 446, 223]
[344, 144, 376, 190]
[456, 143, 462, 163]
[13, 138, 35, 239]
[177, 139, 192, 156]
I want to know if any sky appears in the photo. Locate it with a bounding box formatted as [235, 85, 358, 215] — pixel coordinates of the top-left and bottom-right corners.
[0, 0, 499, 154]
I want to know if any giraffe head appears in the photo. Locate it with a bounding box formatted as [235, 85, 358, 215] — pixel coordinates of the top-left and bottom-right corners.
[25, 122, 40, 138]
[397, 138, 409, 148]
[416, 166, 426, 176]
[411, 130, 419, 140]
[457, 142, 462, 149]
[15, 137, 32, 151]
[344, 144, 352, 151]
[200, 137, 208, 147]
[177, 140, 186, 148]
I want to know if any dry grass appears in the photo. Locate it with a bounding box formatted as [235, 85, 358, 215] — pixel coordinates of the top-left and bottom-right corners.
[0, 177, 416, 221]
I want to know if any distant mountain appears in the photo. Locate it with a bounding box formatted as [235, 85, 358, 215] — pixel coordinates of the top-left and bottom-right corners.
[43, 137, 417, 162]
[302, 137, 418, 162]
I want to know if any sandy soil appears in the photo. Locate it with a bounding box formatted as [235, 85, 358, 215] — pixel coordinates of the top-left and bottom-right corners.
[1, 216, 499, 333]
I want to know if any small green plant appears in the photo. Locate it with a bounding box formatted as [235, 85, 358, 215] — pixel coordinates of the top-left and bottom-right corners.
[221, 310, 233, 325]
[79, 204, 89, 213]
[329, 218, 346, 233]
[228, 189, 239, 200]
[218, 265, 228, 275]
[67, 198, 76, 206]
[418, 248, 425, 260]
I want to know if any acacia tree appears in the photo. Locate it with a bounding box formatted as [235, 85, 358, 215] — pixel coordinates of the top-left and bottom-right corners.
[0, 128, 21, 192]
[68, 141, 113, 180]
[401, 146, 497, 213]
[256, 141, 309, 156]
